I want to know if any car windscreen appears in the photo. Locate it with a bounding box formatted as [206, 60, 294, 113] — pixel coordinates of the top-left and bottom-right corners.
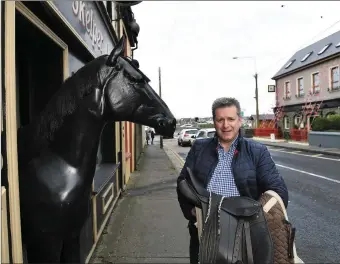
[186, 130, 198, 134]
[207, 131, 215, 138]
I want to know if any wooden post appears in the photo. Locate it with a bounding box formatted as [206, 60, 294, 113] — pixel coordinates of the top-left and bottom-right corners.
[1, 187, 10, 263]
[4, 1, 23, 262]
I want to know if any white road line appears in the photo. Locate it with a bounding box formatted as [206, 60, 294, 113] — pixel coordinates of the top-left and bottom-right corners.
[312, 153, 323, 157]
[276, 164, 340, 184]
[269, 148, 340, 161]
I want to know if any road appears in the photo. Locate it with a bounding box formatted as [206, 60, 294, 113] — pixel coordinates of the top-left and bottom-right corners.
[164, 137, 340, 263]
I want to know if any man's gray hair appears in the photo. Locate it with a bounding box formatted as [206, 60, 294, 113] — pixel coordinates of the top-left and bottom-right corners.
[212, 97, 241, 119]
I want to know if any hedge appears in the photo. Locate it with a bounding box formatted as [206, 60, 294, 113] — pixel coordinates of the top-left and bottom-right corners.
[312, 114, 340, 131]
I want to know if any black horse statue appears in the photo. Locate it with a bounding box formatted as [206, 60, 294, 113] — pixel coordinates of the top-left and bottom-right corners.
[17, 36, 176, 263]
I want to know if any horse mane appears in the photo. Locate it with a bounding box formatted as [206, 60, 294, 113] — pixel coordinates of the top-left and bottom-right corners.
[17, 55, 109, 164]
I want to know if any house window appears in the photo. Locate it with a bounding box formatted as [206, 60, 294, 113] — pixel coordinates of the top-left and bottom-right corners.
[331, 66, 339, 89]
[285, 60, 295, 69]
[294, 115, 304, 129]
[284, 81, 291, 99]
[318, 43, 331, 55]
[301, 52, 312, 62]
[312, 73, 320, 94]
[297, 77, 304, 96]
[284, 116, 289, 129]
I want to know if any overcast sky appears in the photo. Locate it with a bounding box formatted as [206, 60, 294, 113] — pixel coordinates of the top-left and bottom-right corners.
[133, 1, 340, 119]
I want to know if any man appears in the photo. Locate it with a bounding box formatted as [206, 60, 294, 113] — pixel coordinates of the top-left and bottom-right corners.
[151, 130, 155, 144]
[145, 130, 150, 145]
[176, 97, 288, 264]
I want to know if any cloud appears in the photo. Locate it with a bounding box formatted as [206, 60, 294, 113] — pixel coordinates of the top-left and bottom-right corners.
[132, 1, 340, 118]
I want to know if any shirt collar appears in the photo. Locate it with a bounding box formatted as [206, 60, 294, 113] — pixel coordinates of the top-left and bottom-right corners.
[216, 134, 239, 152]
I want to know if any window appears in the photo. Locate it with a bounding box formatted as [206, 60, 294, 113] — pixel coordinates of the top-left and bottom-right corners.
[331, 66, 339, 89]
[294, 115, 304, 129]
[318, 43, 331, 55]
[284, 81, 291, 98]
[294, 116, 301, 126]
[197, 131, 205, 138]
[285, 59, 295, 69]
[186, 130, 198, 134]
[284, 116, 289, 129]
[297, 77, 304, 96]
[207, 131, 215, 138]
[312, 73, 320, 93]
[301, 52, 312, 62]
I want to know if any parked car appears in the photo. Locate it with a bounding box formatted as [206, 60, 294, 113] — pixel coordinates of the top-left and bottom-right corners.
[178, 128, 198, 146]
[191, 128, 216, 145]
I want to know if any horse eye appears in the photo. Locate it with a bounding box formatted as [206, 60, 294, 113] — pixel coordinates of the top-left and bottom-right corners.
[115, 63, 122, 71]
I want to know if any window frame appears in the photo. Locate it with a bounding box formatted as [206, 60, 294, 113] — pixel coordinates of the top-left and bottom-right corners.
[284, 80, 291, 99]
[296, 77, 304, 97]
[330, 65, 339, 90]
[311, 72, 320, 94]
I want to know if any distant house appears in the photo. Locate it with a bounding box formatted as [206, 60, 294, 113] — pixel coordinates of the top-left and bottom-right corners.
[272, 30, 340, 131]
[249, 114, 275, 128]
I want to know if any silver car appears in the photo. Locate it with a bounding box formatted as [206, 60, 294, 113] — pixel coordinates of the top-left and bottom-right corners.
[178, 128, 198, 146]
[192, 128, 216, 145]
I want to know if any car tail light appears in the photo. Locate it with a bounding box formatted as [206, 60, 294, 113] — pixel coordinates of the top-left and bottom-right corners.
[184, 133, 189, 137]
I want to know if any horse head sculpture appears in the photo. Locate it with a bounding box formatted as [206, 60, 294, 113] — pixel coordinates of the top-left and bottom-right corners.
[17, 36, 176, 264]
[102, 37, 176, 136]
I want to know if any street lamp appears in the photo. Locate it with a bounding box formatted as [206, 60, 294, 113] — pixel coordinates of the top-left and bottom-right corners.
[232, 56, 260, 128]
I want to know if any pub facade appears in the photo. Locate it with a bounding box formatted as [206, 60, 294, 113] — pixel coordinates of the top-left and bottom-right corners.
[1, 1, 144, 263]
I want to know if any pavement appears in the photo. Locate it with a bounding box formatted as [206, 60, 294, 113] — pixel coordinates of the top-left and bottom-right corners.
[164, 138, 340, 263]
[90, 135, 340, 264]
[90, 136, 190, 264]
[252, 136, 340, 157]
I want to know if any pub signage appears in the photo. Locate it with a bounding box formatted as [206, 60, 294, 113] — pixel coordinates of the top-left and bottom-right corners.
[51, 1, 114, 57]
[72, 1, 104, 53]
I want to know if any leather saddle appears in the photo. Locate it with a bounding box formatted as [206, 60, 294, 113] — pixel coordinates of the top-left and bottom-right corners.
[178, 167, 274, 264]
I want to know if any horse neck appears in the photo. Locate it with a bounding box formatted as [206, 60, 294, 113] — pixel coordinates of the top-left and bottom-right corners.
[18, 76, 105, 169]
[49, 110, 105, 168]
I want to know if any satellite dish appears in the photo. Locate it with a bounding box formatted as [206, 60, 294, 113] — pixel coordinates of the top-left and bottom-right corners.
[114, 1, 142, 7]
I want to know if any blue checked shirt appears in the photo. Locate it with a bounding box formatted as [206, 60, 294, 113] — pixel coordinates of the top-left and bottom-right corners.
[207, 136, 240, 197]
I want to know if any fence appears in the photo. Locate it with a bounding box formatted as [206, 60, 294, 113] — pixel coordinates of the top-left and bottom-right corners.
[290, 129, 308, 142]
[254, 128, 281, 138]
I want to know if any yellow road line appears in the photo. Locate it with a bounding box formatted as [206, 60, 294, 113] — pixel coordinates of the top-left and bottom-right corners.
[168, 147, 185, 166]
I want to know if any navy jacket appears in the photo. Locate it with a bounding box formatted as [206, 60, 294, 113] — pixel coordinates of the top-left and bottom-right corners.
[176, 134, 289, 221]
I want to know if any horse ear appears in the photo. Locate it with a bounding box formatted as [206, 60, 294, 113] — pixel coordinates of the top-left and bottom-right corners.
[131, 59, 139, 69]
[107, 35, 126, 66]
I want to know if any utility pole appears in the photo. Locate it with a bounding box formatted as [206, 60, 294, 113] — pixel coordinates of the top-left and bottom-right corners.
[159, 67, 163, 149]
[254, 73, 260, 128]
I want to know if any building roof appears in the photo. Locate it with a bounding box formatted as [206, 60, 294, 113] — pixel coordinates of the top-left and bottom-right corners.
[250, 114, 274, 120]
[272, 30, 340, 80]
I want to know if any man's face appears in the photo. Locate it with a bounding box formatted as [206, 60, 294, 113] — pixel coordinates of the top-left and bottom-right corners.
[214, 106, 242, 143]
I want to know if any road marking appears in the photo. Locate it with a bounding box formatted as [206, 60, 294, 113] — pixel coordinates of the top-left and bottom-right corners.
[292, 151, 301, 153]
[269, 148, 340, 161]
[276, 164, 340, 184]
[167, 147, 185, 166]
